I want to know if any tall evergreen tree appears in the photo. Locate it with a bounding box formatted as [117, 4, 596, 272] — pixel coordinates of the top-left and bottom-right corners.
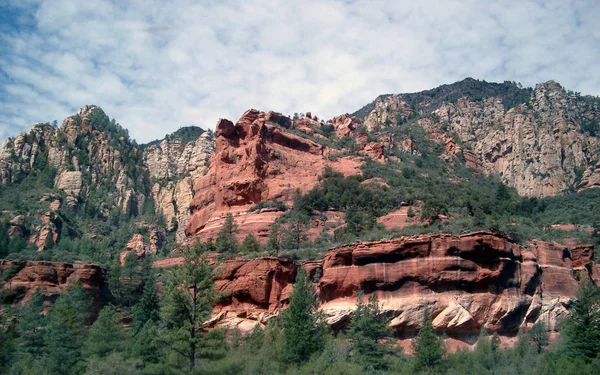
[43, 283, 91, 375]
[240, 233, 261, 254]
[282, 212, 308, 250]
[280, 268, 326, 364]
[528, 321, 549, 353]
[561, 282, 600, 359]
[132, 276, 160, 334]
[83, 304, 124, 359]
[161, 244, 217, 370]
[16, 288, 46, 359]
[412, 311, 445, 372]
[267, 223, 282, 256]
[215, 213, 238, 253]
[346, 290, 393, 369]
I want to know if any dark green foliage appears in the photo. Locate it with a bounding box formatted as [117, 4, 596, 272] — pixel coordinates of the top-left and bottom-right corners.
[280, 268, 326, 364]
[528, 321, 549, 353]
[83, 305, 124, 359]
[132, 277, 161, 334]
[0, 315, 13, 373]
[129, 320, 162, 366]
[161, 244, 218, 370]
[43, 283, 91, 374]
[581, 117, 600, 136]
[0, 221, 9, 258]
[347, 291, 394, 369]
[560, 282, 600, 359]
[215, 213, 238, 254]
[240, 233, 261, 254]
[16, 289, 46, 358]
[412, 312, 445, 372]
[281, 211, 309, 251]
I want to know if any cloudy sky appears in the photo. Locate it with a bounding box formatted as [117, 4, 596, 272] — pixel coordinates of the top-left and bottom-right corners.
[1, 0, 599, 144]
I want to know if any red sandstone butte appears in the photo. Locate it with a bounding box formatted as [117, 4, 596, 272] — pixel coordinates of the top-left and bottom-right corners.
[184, 109, 362, 244]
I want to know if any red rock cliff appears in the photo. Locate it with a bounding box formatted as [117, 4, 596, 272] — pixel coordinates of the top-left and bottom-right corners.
[0, 260, 109, 315]
[207, 232, 597, 344]
[185, 110, 328, 243]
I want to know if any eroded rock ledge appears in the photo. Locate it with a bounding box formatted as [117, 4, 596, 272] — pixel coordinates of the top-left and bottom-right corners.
[207, 231, 598, 345]
[3, 231, 597, 348]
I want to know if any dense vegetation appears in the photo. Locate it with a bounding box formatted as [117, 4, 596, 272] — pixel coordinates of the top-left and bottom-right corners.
[1, 246, 599, 374]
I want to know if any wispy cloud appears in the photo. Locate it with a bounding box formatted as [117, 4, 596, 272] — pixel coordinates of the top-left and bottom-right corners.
[1, 0, 599, 143]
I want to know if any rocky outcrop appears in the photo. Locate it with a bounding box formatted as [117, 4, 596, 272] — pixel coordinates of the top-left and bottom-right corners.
[205, 231, 596, 343]
[119, 231, 163, 265]
[359, 81, 600, 197]
[144, 131, 215, 241]
[209, 257, 297, 332]
[426, 82, 600, 197]
[327, 114, 361, 138]
[0, 124, 56, 185]
[0, 260, 109, 313]
[363, 95, 414, 131]
[185, 109, 333, 241]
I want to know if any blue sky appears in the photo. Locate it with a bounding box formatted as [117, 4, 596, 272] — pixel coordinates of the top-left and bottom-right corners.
[0, 0, 599, 144]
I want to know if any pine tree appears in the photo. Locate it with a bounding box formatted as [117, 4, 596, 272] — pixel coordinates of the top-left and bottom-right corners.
[282, 212, 308, 250]
[132, 277, 160, 335]
[215, 213, 238, 253]
[346, 290, 393, 369]
[561, 282, 600, 359]
[44, 283, 91, 374]
[280, 268, 326, 364]
[0, 222, 9, 258]
[240, 233, 261, 254]
[412, 311, 445, 372]
[0, 312, 14, 373]
[83, 304, 124, 359]
[161, 244, 217, 370]
[130, 320, 161, 365]
[528, 321, 549, 353]
[16, 288, 46, 358]
[267, 223, 282, 256]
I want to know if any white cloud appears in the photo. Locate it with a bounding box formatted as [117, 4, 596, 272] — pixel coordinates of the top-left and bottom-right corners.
[0, 0, 599, 143]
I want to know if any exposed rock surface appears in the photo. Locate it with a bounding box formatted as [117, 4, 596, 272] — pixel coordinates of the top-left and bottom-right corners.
[185, 109, 358, 243]
[360, 81, 600, 197]
[144, 130, 215, 241]
[204, 231, 596, 343]
[0, 260, 109, 314]
[363, 95, 414, 131]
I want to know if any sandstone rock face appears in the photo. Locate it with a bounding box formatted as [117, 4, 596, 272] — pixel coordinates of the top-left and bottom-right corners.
[204, 231, 595, 343]
[185, 109, 331, 241]
[119, 231, 163, 265]
[144, 130, 215, 242]
[327, 114, 361, 138]
[0, 260, 109, 313]
[0, 124, 56, 185]
[210, 257, 297, 332]
[363, 95, 414, 131]
[426, 82, 600, 197]
[360, 81, 600, 197]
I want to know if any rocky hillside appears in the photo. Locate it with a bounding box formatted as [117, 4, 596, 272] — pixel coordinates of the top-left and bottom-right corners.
[355, 78, 600, 197]
[0, 105, 215, 263]
[1, 78, 600, 352]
